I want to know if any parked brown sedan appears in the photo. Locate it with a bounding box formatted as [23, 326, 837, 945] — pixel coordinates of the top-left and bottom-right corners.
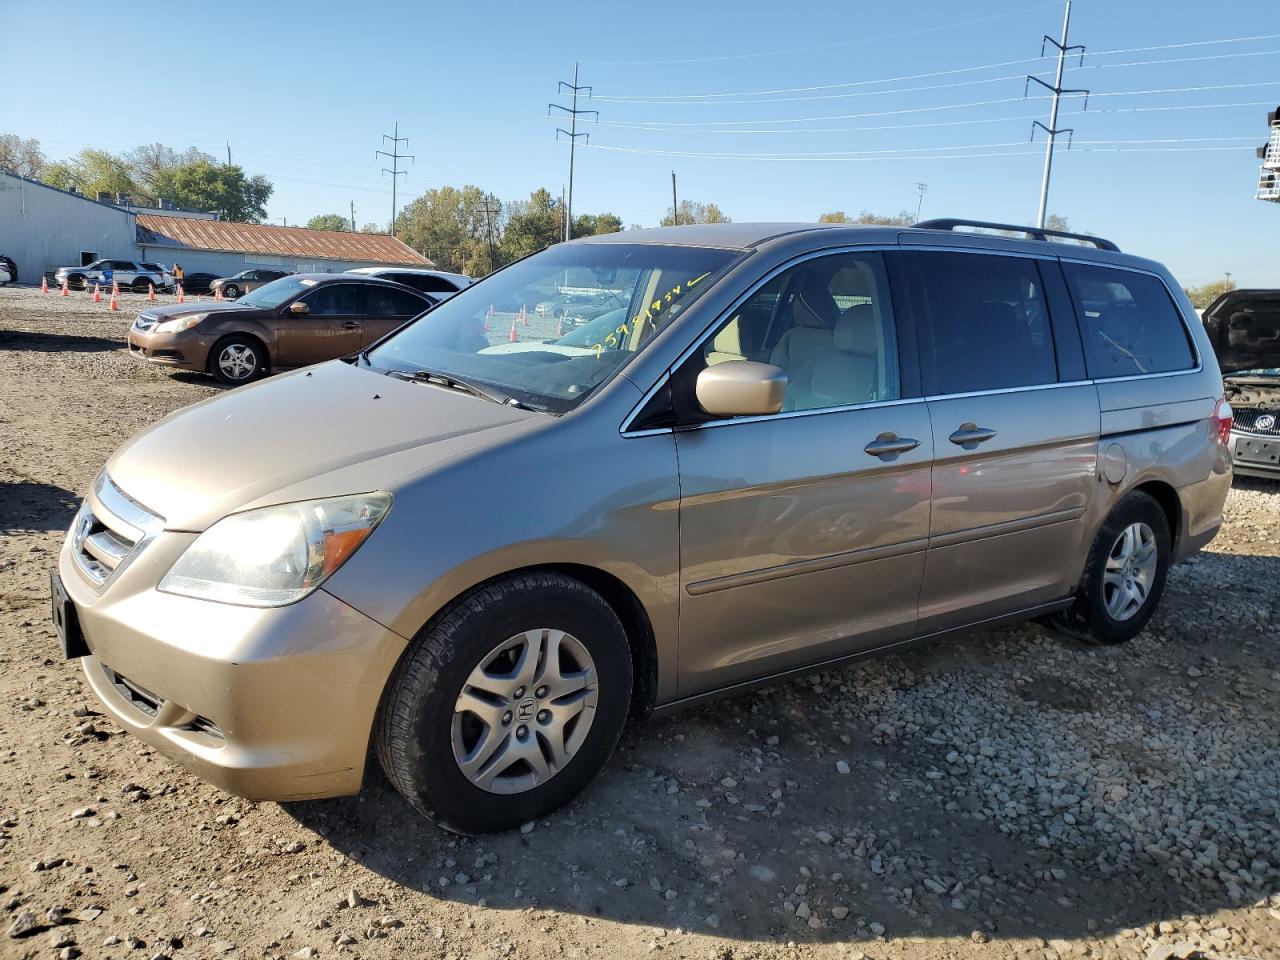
[128, 274, 434, 385]
[209, 269, 292, 300]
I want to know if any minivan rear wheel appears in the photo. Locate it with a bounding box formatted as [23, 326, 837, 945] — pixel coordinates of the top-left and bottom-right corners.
[375, 572, 632, 834]
[1048, 491, 1171, 645]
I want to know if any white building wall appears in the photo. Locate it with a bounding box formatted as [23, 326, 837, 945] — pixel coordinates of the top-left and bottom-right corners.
[0, 172, 137, 283]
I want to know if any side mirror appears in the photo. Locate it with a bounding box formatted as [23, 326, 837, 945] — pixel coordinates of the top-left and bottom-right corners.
[289, 301, 310, 316]
[695, 361, 787, 418]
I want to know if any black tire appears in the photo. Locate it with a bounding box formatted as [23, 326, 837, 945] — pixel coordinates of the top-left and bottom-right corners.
[131, 277, 149, 293]
[67, 274, 86, 291]
[222, 283, 240, 299]
[208, 335, 267, 386]
[1047, 491, 1171, 645]
[375, 572, 633, 834]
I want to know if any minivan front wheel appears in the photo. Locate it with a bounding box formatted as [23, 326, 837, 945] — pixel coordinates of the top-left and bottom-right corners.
[1049, 491, 1171, 645]
[376, 572, 632, 834]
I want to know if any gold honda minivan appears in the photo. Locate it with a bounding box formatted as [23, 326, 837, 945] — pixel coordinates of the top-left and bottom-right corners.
[53, 220, 1234, 833]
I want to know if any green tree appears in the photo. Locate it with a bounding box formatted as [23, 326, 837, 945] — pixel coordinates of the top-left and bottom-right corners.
[661, 200, 730, 226]
[853, 210, 914, 226]
[151, 161, 272, 222]
[0, 133, 46, 178]
[123, 143, 214, 202]
[572, 212, 623, 236]
[1185, 278, 1237, 310]
[1045, 213, 1071, 232]
[818, 211, 851, 223]
[42, 148, 137, 199]
[359, 222, 383, 234]
[501, 188, 562, 262]
[395, 185, 496, 275]
[306, 213, 351, 232]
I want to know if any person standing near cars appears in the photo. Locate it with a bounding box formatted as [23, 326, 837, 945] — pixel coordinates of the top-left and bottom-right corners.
[173, 262, 184, 291]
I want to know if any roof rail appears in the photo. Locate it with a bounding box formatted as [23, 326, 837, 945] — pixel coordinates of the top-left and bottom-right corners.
[913, 218, 1120, 252]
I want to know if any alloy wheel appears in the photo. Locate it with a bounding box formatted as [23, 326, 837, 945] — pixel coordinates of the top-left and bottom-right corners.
[451, 628, 598, 795]
[1103, 521, 1158, 622]
[217, 344, 258, 381]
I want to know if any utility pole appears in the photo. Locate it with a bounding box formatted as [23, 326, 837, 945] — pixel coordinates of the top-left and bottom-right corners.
[671, 171, 679, 225]
[377, 122, 414, 238]
[1028, 0, 1088, 228]
[226, 142, 232, 166]
[479, 194, 500, 275]
[350, 201, 357, 232]
[914, 182, 928, 223]
[549, 63, 598, 242]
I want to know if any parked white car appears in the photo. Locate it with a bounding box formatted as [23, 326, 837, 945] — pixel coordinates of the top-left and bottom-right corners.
[54, 259, 172, 292]
[345, 267, 470, 298]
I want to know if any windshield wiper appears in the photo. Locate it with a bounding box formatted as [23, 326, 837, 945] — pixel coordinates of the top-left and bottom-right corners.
[384, 367, 534, 409]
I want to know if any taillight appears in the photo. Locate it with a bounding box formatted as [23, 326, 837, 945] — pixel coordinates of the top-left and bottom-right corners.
[1213, 398, 1234, 445]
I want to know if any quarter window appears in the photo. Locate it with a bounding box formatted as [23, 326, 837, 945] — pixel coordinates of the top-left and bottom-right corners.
[693, 252, 900, 413]
[912, 252, 1058, 394]
[1062, 263, 1195, 378]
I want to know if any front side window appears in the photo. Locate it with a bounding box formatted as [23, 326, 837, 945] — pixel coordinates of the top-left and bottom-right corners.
[367, 243, 737, 413]
[1063, 263, 1195, 378]
[690, 251, 900, 412]
[912, 252, 1058, 395]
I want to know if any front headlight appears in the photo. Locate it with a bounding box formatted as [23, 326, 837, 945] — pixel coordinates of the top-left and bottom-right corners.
[158, 493, 392, 607]
[153, 313, 207, 333]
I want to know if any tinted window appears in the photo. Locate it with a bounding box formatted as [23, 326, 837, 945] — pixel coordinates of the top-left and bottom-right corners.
[693, 252, 900, 413]
[913, 252, 1057, 394]
[1063, 264, 1195, 378]
[364, 285, 427, 316]
[111, 260, 135, 270]
[384, 273, 459, 294]
[302, 284, 362, 315]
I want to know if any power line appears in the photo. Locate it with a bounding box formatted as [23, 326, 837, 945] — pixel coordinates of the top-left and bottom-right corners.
[376, 122, 413, 239]
[548, 63, 597, 242]
[583, 2, 1059, 65]
[579, 141, 1253, 162]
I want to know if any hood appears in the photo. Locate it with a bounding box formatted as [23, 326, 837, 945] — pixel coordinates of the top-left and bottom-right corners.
[1203, 290, 1280, 375]
[106, 360, 538, 531]
[136, 301, 252, 323]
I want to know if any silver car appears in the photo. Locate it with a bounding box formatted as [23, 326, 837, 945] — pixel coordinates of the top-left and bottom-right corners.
[52, 220, 1233, 833]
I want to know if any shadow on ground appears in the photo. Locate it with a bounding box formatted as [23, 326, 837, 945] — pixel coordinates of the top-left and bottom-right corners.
[0, 330, 124, 353]
[0, 481, 79, 532]
[285, 548, 1280, 945]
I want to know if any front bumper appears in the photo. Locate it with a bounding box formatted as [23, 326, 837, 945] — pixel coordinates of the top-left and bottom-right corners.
[127, 328, 211, 372]
[58, 507, 408, 801]
[1230, 430, 1280, 480]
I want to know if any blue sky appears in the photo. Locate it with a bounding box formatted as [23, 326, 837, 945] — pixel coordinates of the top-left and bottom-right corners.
[5, 0, 1277, 285]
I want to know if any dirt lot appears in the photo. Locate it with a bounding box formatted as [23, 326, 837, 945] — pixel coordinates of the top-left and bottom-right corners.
[2, 285, 1278, 960]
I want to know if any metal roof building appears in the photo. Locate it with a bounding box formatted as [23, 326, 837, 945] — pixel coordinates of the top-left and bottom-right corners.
[0, 169, 433, 283]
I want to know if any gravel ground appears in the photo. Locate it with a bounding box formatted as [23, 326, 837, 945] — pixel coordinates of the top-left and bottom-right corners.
[2, 284, 1278, 960]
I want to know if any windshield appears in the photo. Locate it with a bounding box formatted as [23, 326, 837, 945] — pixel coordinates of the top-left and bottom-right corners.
[367, 243, 737, 413]
[238, 275, 315, 309]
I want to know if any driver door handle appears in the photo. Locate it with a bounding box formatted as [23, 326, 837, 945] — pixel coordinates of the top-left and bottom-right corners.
[864, 433, 921, 459]
[339, 321, 362, 330]
[949, 423, 997, 448]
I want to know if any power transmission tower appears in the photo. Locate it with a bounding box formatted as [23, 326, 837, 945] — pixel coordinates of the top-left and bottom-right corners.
[1027, 0, 1088, 228]
[377, 122, 414, 238]
[549, 63, 598, 243]
[914, 182, 928, 223]
[479, 194, 500, 275]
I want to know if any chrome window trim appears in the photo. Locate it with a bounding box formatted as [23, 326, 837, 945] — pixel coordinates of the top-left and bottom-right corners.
[619, 245, 1207, 437]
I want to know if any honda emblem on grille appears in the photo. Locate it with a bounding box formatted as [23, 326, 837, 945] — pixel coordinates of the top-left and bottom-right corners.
[71, 507, 92, 551]
[1257, 414, 1276, 431]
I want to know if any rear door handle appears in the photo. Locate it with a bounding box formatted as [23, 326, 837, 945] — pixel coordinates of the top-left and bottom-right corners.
[339, 321, 362, 329]
[949, 423, 997, 448]
[864, 433, 921, 459]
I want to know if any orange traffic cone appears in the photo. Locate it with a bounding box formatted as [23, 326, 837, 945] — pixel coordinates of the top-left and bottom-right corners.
[111, 280, 119, 298]
[520, 304, 529, 326]
[60, 279, 69, 297]
[92, 283, 102, 303]
[147, 283, 156, 302]
[214, 287, 223, 302]
[508, 318, 519, 343]
[177, 284, 185, 304]
[41, 276, 49, 294]
[557, 316, 564, 337]
[108, 287, 119, 311]
[484, 304, 493, 332]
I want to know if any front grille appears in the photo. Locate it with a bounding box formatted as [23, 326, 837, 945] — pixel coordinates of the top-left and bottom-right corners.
[1234, 408, 1280, 437]
[133, 312, 159, 333]
[70, 473, 163, 588]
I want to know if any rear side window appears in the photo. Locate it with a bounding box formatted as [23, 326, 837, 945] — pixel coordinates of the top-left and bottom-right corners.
[395, 273, 461, 293]
[364, 285, 428, 316]
[1062, 264, 1195, 378]
[911, 252, 1058, 395]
